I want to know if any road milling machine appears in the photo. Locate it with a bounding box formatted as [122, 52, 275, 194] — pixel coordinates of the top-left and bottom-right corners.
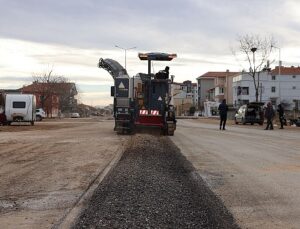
[98, 52, 177, 135]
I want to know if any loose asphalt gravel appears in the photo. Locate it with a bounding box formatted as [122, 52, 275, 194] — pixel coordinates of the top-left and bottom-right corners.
[73, 134, 240, 229]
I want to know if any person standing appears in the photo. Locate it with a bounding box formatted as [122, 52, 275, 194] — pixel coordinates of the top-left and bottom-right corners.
[264, 102, 275, 130]
[218, 99, 228, 130]
[277, 104, 285, 129]
[164, 66, 170, 79]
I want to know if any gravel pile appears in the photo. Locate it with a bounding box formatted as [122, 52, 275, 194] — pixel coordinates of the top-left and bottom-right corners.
[73, 134, 239, 229]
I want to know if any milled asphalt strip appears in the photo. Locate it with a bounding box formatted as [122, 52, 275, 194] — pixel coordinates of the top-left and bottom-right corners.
[53, 137, 131, 229]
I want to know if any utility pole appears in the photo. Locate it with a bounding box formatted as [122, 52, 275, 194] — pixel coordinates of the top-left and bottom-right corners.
[271, 45, 281, 103]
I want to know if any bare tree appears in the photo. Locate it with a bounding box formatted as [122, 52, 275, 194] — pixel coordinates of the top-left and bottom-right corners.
[233, 34, 276, 102]
[29, 68, 77, 117]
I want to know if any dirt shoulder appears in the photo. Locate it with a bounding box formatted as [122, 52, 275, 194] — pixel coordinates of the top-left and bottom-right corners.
[0, 118, 128, 229]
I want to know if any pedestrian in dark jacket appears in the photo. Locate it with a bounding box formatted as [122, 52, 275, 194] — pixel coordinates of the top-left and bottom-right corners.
[277, 104, 285, 129]
[218, 99, 228, 130]
[264, 102, 275, 130]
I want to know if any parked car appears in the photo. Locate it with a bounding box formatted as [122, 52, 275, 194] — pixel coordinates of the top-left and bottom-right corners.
[70, 112, 80, 118]
[290, 118, 300, 127]
[235, 102, 264, 125]
[36, 108, 46, 121]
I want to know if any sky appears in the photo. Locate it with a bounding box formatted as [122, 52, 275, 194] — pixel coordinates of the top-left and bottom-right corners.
[1, 0, 300, 106]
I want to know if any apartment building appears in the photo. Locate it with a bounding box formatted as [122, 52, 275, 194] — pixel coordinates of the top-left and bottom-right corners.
[197, 70, 239, 109]
[172, 80, 198, 116]
[232, 66, 300, 110]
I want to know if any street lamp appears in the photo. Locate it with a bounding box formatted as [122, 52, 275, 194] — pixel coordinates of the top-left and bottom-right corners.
[251, 47, 259, 101]
[115, 45, 136, 70]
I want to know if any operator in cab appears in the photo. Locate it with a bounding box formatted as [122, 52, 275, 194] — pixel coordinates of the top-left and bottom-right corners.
[155, 66, 170, 79]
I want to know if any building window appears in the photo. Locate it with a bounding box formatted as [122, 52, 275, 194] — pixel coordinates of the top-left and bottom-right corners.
[237, 87, 249, 95]
[271, 87, 276, 93]
[272, 75, 276, 80]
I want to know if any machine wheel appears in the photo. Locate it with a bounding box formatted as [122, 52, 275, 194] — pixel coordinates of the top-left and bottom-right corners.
[242, 118, 246, 125]
[235, 118, 238, 125]
[116, 129, 123, 135]
[166, 122, 175, 136]
[36, 115, 42, 121]
[168, 129, 174, 136]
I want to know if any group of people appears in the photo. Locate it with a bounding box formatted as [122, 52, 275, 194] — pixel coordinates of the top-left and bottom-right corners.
[264, 102, 285, 130]
[218, 99, 285, 130]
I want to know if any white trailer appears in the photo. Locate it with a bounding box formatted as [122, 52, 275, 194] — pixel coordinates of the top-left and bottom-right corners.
[5, 94, 36, 125]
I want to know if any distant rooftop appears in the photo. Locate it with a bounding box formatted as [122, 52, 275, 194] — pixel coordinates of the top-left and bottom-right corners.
[271, 66, 300, 75]
[0, 89, 21, 94]
[197, 71, 239, 79]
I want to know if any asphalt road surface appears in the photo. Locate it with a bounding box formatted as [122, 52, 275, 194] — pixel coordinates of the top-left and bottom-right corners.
[74, 134, 239, 229]
[171, 119, 300, 229]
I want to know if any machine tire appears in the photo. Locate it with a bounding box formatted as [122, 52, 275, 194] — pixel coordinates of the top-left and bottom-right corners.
[235, 118, 238, 125]
[116, 130, 123, 135]
[166, 123, 175, 136]
[242, 118, 246, 125]
[168, 130, 174, 136]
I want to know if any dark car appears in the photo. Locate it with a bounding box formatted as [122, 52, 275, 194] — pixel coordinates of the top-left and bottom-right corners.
[290, 118, 300, 127]
[235, 102, 264, 125]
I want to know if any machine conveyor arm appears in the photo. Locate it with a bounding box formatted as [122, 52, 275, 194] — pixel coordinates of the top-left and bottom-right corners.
[98, 58, 129, 79]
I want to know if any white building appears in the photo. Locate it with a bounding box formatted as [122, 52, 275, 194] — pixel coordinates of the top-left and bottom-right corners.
[233, 66, 300, 110]
[171, 80, 198, 116]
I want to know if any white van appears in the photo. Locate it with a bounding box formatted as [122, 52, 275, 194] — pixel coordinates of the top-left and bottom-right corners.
[5, 94, 36, 125]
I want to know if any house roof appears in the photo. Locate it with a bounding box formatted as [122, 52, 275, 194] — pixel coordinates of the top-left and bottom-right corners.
[22, 82, 77, 95]
[0, 89, 22, 94]
[271, 66, 300, 75]
[197, 71, 240, 79]
[172, 81, 197, 86]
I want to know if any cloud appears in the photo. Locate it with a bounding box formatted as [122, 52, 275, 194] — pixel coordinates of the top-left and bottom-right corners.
[0, 0, 290, 54]
[1, 0, 300, 105]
